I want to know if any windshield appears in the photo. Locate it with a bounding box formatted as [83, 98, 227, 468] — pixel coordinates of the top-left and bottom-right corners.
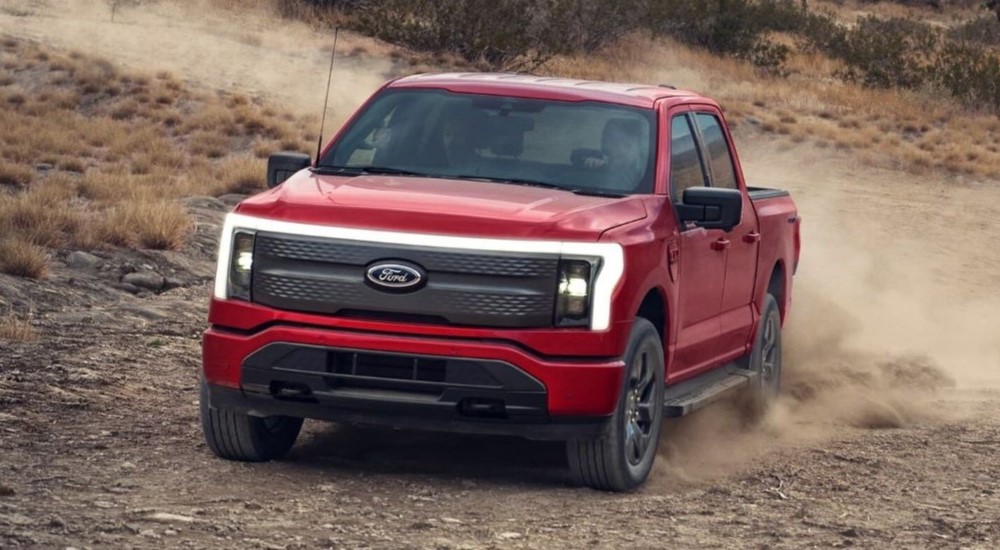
[319, 89, 657, 195]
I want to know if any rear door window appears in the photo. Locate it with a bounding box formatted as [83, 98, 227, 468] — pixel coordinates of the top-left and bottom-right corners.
[669, 114, 709, 203]
[693, 113, 738, 190]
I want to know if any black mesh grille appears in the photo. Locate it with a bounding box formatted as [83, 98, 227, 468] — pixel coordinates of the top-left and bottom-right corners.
[255, 235, 554, 277]
[251, 233, 559, 328]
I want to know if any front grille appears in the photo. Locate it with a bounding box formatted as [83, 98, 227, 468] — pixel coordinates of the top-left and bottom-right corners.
[251, 232, 559, 328]
[241, 343, 547, 405]
[330, 350, 447, 387]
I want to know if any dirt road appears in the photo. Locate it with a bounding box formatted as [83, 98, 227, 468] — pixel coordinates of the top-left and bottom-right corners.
[2, 2, 1000, 548]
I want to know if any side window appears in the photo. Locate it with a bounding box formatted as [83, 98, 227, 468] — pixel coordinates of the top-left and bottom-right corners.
[669, 115, 709, 203]
[694, 113, 738, 190]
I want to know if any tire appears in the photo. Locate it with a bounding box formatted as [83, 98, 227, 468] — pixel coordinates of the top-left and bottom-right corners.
[199, 380, 303, 462]
[567, 317, 665, 492]
[745, 293, 783, 412]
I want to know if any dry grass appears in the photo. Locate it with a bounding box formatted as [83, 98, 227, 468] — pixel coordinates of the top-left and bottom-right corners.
[0, 312, 36, 342]
[96, 201, 193, 250]
[0, 38, 314, 277]
[0, 160, 34, 186]
[0, 238, 50, 279]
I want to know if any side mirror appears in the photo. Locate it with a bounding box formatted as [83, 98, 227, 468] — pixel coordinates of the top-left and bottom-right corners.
[267, 152, 311, 188]
[676, 187, 742, 232]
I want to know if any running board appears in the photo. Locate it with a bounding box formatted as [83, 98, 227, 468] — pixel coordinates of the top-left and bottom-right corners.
[663, 363, 758, 417]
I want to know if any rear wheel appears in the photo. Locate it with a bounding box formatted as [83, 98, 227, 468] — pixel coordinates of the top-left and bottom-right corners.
[745, 293, 783, 411]
[199, 380, 303, 462]
[567, 317, 665, 492]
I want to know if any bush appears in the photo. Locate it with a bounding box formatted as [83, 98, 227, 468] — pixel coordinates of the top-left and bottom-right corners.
[948, 15, 1000, 47]
[934, 41, 1000, 110]
[342, 0, 645, 71]
[839, 17, 939, 88]
[647, 0, 798, 71]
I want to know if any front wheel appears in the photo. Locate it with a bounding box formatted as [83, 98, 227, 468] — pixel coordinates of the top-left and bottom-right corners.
[567, 317, 665, 492]
[199, 380, 303, 462]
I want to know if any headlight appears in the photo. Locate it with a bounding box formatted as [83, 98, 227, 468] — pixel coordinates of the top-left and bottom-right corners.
[555, 258, 598, 327]
[228, 231, 255, 301]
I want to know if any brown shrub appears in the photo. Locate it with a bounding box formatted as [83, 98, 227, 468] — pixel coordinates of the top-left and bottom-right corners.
[0, 312, 36, 342]
[0, 238, 50, 279]
[215, 156, 267, 195]
[190, 131, 231, 159]
[0, 161, 33, 186]
[95, 201, 193, 250]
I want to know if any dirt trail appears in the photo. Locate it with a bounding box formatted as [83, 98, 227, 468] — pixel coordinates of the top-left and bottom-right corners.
[2, 2, 1000, 548]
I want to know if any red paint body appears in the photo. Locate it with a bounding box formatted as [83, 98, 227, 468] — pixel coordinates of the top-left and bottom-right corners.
[203, 74, 800, 419]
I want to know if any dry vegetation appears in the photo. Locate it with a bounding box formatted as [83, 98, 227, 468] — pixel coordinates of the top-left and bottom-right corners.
[549, 32, 1000, 180]
[0, 309, 36, 341]
[0, 38, 315, 278]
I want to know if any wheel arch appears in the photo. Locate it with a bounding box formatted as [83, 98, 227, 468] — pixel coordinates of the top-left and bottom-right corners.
[634, 287, 668, 346]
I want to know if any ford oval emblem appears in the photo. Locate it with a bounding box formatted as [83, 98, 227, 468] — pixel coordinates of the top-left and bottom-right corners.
[365, 262, 424, 291]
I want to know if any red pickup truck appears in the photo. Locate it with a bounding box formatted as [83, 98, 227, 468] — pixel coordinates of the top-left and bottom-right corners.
[200, 73, 800, 491]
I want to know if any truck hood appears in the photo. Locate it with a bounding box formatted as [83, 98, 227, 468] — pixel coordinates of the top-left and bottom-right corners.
[234, 172, 648, 240]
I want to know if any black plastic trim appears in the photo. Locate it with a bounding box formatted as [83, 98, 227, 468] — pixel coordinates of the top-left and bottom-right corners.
[205, 384, 611, 441]
[747, 187, 790, 200]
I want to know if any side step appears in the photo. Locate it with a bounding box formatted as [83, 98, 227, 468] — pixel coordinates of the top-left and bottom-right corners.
[663, 363, 758, 417]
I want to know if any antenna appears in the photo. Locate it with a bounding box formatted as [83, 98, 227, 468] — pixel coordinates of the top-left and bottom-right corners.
[315, 27, 340, 166]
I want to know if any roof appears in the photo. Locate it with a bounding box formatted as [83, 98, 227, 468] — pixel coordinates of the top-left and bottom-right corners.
[388, 72, 704, 109]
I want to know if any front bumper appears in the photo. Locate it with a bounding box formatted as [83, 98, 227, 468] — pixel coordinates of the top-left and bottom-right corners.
[203, 324, 625, 440]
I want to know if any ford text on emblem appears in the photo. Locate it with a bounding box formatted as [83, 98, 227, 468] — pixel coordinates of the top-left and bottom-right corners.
[365, 262, 424, 290]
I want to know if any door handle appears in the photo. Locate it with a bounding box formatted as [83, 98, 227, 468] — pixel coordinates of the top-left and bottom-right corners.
[744, 232, 761, 244]
[711, 238, 730, 251]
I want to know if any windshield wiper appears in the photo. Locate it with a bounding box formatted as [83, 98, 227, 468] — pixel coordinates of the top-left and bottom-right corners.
[450, 175, 626, 198]
[448, 174, 567, 190]
[570, 188, 627, 198]
[313, 165, 429, 177]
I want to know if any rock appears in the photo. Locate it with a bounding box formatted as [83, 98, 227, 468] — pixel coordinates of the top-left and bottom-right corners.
[0, 513, 34, 525]
[180, 196, 227, 211]
[146, 512, 196, 524]
[66, 251, 101, 269]
[0, 485, 14, 497]
[67, 368, 102, 383]
[120, 306, 170, 321]
[94, 501, 115, 509]
[35, 163, 54, 172]
[49, 516, 66, 528]
[113, 283, 142, 295]
[164, 529, 178, 536]
[139, 529, 161, 539]
[497, 532, 522, 540]
[216, 194, 246, 208]
[122, 272, 165, 291]
[0, 413, 17, 422]
[162, 277, 184, 290]
[440, 517, 463, 525]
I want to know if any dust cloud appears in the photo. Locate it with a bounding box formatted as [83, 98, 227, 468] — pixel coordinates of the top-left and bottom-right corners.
[652, 138, 1000, 484]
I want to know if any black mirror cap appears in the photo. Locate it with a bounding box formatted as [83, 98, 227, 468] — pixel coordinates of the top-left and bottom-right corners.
[267, 152, 311, 188]
[677, 187, 743, 232]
